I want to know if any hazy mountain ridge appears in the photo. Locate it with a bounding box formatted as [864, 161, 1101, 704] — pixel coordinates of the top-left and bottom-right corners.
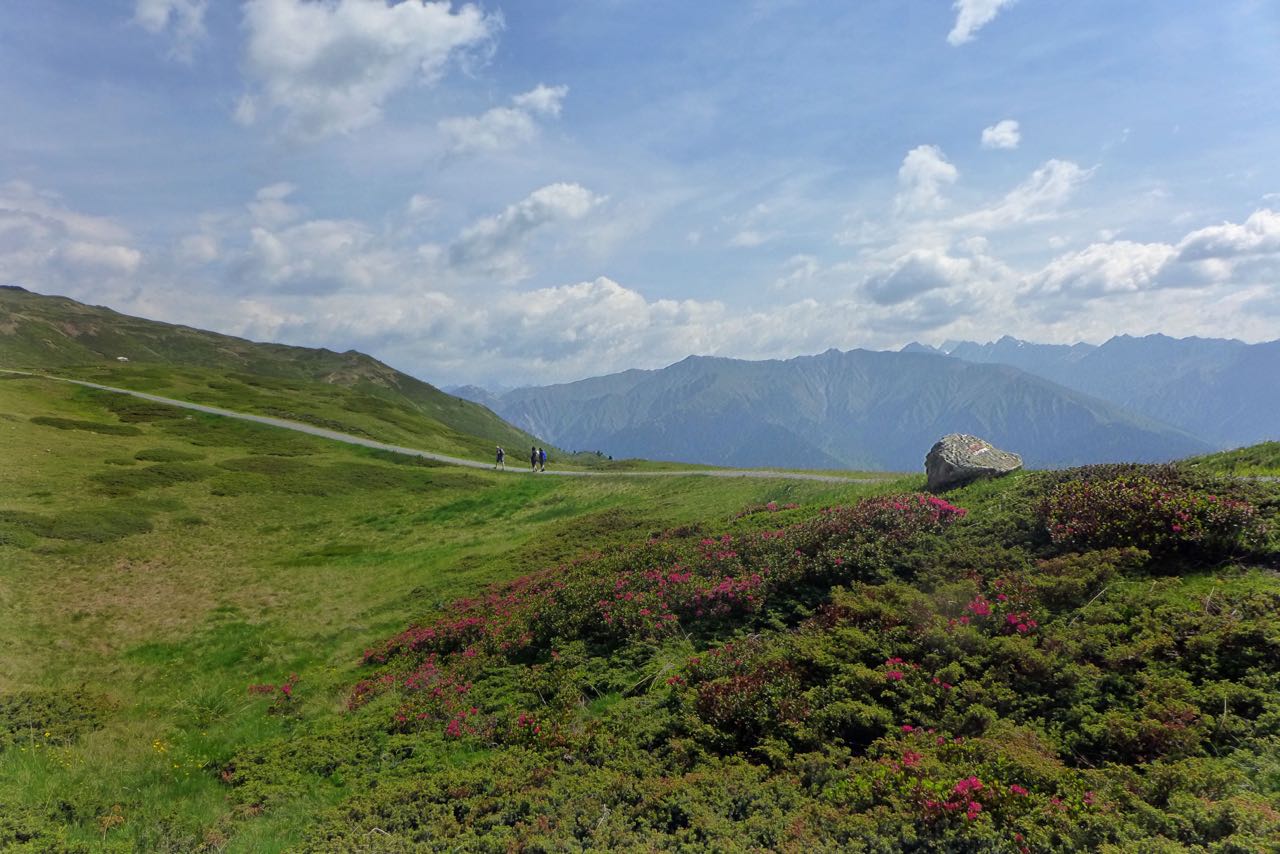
[489, 349, 1210, 470]
[906, 333, 1280, 448]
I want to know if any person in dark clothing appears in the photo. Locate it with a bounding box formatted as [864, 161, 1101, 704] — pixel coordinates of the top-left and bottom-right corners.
[531, 446, 538, 471]
[539, 447, 547, 472]
[495, 446, 505, 470]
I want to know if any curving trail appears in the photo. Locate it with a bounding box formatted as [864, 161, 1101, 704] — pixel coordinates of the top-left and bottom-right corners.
[3, 370, 876, 485]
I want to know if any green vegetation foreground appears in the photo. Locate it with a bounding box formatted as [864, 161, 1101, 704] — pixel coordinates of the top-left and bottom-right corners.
[2, 373, 1279, 850]
[0, 375, 865, 851]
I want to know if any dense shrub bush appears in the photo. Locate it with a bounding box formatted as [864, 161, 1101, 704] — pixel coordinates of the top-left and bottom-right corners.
[220, 467, 1280, 851]
[1040, 474, 1264, 559]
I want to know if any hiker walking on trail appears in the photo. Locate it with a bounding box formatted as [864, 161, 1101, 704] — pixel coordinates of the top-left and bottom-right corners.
[531, 446, 538, 471]
[495, 446, 505, 470]
[539, 447, 547, 472]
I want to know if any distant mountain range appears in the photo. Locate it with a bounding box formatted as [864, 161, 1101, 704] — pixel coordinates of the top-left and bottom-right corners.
[463, 349, 1215, 471]
[7, 285, 1268, 473]
[902, 334, 1280, 450]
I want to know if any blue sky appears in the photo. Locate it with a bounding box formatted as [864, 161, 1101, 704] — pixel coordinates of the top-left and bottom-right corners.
[2, 0, 1279, 386]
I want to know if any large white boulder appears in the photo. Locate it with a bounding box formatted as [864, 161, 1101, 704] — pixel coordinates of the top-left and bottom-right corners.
[925, 434, 1022, 492]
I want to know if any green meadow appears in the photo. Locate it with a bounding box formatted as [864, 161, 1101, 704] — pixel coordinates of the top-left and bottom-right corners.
[0, 373, 887, 851]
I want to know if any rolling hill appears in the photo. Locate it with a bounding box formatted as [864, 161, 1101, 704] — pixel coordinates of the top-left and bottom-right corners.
[0, 285, 538, 458]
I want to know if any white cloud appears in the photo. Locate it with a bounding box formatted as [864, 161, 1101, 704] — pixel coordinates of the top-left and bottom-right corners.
[864, 249, 972, 305]
[895, 145, 958, 216]
[773, 254, 821, 289]
[0, 180, 132, 244]
[511, 83, 568, 117]
[134, 0, 207, 60]
[1025, 209, 1280, 308]
[438, 84, 567, 155]
[980, 119, 1020, 150]
[247, 182, 303, 227]
[948, 0, 1018, 46]
[447, 183, 605, 281]
[953, 159, 1092, 230]
[238, 0, 500, 139]
[239, 217, 409, 295]
[59, 242, 144, 275]
[1028, 241, 1179, 298]
[0, 181, 144, 288]
[1176, 208, 1280, 261]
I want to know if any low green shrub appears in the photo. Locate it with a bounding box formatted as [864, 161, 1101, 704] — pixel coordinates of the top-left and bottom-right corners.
[28, 416, 140, 436]
[0, 690, 111, 749]
[133, 447, 204, 462]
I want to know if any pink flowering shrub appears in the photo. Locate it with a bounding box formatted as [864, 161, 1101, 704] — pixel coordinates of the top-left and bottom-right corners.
[349, 493, 966, 736]
[221, 463, 1280, 852]
[248, 674, 299, 715]
[1040, 475, 1264, 559]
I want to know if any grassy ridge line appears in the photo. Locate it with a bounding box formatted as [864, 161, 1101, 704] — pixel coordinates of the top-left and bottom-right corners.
[0, 286, 542, 454]
[0, 370, 876, 484]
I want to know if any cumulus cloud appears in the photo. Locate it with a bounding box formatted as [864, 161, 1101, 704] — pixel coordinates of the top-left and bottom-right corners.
[0, 181, 143, 288]
[981, 119, 1020, 150]
[895, 145, 958, 216]
[860, 242, 1013, 323]
[1023, 212, 1280, 304]
[1027, 241, 1179, 298]
[864, 250, 974, 305]
[238, 0, 500, 139]
[134, 0, 207, 59]
[953, 159, 1092, 230]
[438, 83, 568, 154]
[240, 218, 400, 294]
[1177, 209, 1280, 261]
[447, 183, 605, 281]
[947, 0, 1018, 46]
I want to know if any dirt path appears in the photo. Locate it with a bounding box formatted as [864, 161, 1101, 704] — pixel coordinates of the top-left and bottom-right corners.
[3, 370, 876, 485]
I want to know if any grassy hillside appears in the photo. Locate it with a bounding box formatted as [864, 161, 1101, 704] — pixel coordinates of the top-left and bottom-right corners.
[1184, 441, 1280, 477]
[4, 370, 1278, 850]
[224, 465, 1279, 852]
[0, 374, 871, 852]
[0, 286, 538, 459]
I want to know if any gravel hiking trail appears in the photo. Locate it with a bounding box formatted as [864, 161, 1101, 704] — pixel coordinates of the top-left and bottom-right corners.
[3, 371, 873, 484]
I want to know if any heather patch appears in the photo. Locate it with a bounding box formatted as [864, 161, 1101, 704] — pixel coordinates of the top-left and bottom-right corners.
[1041, 473, 1266, 559]
[223, 468, 1280, 851]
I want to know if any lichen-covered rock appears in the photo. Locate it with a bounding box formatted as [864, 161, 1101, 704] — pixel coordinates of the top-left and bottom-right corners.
[925, 434, 1022, 492]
